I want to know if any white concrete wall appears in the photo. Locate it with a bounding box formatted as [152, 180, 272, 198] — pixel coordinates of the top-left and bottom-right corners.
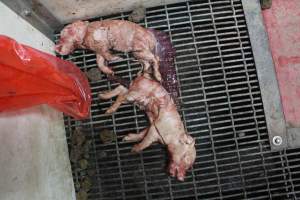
[0, 2, 75, 200]
[39, 0, 188, 23]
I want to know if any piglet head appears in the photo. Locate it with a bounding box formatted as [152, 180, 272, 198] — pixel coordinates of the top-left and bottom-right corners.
[55, 20, 89, 55]
[168, 134, 196, 181]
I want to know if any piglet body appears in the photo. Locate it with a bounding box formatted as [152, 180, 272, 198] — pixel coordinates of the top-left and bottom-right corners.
[56, 20, 161, 81]
[99, 76, 196, 181]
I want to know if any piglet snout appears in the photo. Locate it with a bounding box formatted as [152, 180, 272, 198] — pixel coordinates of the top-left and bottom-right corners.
[168, 162, 187, 181]
[55, 43, 71, 55]
[55, 44, 62, 54]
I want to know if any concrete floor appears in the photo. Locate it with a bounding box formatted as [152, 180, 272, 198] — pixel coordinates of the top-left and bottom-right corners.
[0, 2, 75, 200]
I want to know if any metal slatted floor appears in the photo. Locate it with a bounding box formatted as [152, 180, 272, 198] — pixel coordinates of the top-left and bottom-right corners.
[56, 0, 300, 199]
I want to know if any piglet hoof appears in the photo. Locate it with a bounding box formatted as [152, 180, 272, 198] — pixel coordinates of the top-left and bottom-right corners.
[98, 93, 107, 100]
[137, 70, 143, 77]
[122, 135, 130, 142]
[123, 134, 135, 142]
[131, 144, 141, 153]
[99, 66, 114, 76]
[154, 72, 162, 83]
[98, 93, 104, 99]
[105, 108, 115, 115]
[110, 55, 122, 61]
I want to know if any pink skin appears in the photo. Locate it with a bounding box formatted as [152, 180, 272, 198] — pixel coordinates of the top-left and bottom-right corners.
[55, 20, 162, 81]
[99, 76, 196, 181]
[55, 21, 88, 55]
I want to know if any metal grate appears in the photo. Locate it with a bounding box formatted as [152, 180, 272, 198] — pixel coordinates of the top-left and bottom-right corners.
[56, 0, 300, 199]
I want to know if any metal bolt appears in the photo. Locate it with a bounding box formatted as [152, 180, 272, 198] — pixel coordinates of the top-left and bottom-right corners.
[23, 10, 31, 17]
[272, 136, 282, 146]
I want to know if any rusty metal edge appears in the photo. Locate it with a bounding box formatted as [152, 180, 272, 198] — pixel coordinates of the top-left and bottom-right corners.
[0, 0, 62, 41]
[242, 0, 287, 151]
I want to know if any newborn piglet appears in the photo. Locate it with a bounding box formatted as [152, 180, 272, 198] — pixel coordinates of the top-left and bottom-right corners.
[99, 76, 196, 181]
[55, 20, 161, 81]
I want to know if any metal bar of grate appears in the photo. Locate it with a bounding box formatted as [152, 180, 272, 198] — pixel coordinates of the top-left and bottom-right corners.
[184, 2, 223, 199]
[207, 0, 248, 198]
[55, 0, 300, 199]
[163, 5, 178, 200]
[167, 3, 199, 199]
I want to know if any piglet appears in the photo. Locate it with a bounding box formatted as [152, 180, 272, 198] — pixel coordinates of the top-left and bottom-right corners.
[99, 76, 196, 181]
[55, 20, 162, 81]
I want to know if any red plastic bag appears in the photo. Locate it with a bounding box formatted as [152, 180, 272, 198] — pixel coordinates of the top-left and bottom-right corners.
[0, 35, 91, 119]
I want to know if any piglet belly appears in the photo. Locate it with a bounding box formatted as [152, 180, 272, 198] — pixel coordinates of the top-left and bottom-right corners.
[155, 111, 185, 143]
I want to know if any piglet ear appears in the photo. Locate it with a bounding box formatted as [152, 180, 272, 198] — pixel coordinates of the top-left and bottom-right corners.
[73, 20, 84, 24]
[83, 21, 89, 26]
[68, 20, 88, 43]
[70, 20, 88, 30]
[66, 26, 75, 35]
[73, 20, 89, 26]
[55, 44, 62, 53]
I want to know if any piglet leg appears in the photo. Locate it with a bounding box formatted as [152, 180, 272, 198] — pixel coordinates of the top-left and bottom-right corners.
[99, 85, 128, 114]
[100, 50, 122, 61]
[131, 125, 159, 153]
[96, 54, 114, 75]
[123, 128, 148, 142]
[106, 94, 126, 114]
[133, 50, 162, 82]
[99, 85, 127, 99]
[152, 56, 160, 82]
